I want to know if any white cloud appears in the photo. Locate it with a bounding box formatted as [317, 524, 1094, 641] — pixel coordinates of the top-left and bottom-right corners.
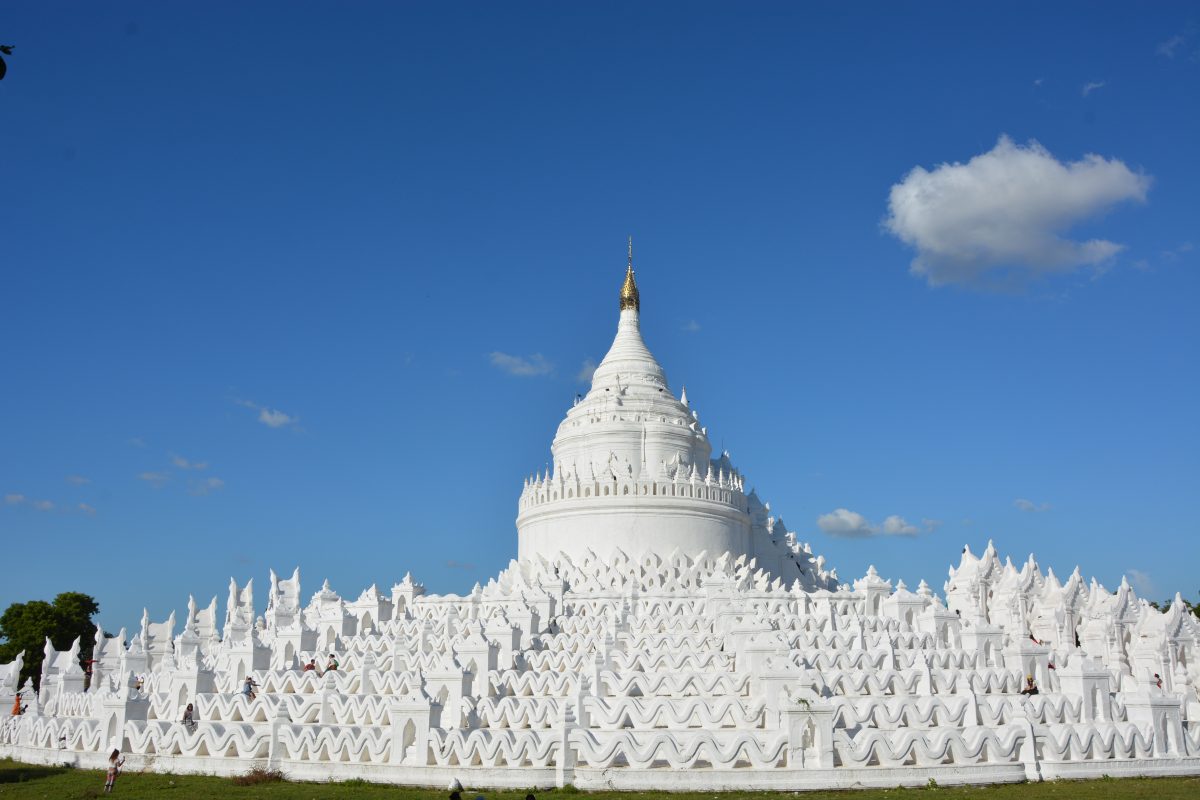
[885, 136, 1150, 287]
[922, 518, 944, 532]
[235, 398, 299, 429]
[259, 408, 296, 428]
[189, 477, 225, 496]
[1158, 34, 1186, 58]
[138, 471, 169, 488]
[66, 475, 91, 485]
[489, 351, 552, 377]
[1081, 81, 1106, 97]
[78, 503, 96, 515]
[1032, 77, 1044, 87]
[576, 358, 598, 384]
[817, 508, 874, 537]
[817, 508, 924, 538]
[1157, 27, 1194, 58]
[1127, 568, 1156, 597]
[681, 320, 702, 333]
[4, 494, 57, 511]
[881, 515, 920, 536]
[170, 454, 208, 470]
[1014, 497, 1052, 513]
[1162, 241, 1194, 261]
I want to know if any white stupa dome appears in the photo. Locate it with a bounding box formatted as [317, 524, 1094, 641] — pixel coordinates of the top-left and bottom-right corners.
[516, 244, 826, 586]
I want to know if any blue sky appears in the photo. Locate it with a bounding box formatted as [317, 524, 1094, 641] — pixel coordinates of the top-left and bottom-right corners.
[1, 2, 1197, 632]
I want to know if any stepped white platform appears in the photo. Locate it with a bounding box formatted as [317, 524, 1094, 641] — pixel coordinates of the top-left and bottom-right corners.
[3, 255, 1198, 789]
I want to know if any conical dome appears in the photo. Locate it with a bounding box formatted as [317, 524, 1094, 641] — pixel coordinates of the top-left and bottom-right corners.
[590, 240, 663, 389]
[588, 304, 666, 390]
[517, 249, 751, 569]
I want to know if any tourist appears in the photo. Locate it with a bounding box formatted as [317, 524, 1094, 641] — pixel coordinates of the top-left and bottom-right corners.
[1019, 675, 1039, 696]
[182, 703, 196, 733]
[302, 658, 316, 672]
[103, 748, 125, 793]
[242, 676, 258, 700]
[325, 653, 339, 672]
[1154, 673, 1163, 689]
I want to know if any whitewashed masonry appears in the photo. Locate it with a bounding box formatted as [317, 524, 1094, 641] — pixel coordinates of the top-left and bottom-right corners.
[2, 253, 1198, 789]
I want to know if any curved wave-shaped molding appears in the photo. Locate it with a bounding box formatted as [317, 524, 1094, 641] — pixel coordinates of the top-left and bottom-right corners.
[490, 669, 580, 697]
[571, 729, 788, 769]
[831, 696, 972, 730]
[835, 725, 1027, 768]
[366, 670, 422, 696]
[327, 636, 391, 658]
[6, 543, 1198, 788]
[622, 633, 721, 651]
[613, 650, 731, 672]
[816, 668, 921, 697]
[475, 696, 563, 729]
[277, 723, 391, 763]
[976, 695, 1085, 726]
[1184, 725, 1200, 755]
[10, 716, 103, 752]
[583, 696, 765, 730]
[1038, 723, 1155, 761]
[629, 598, 707, 619]
[828, 667, 1024, 697]
[44, 691, 95, 719]
[521, 636, 732, 675]
[552, 616, 615, 636]
[795, 650, 888, 671]
[388, 652, 457, 673]
[922, 650, 980, 669]
[125, 720, 269, 759]
[523, 650, 597, 672]
[601, 670, 749, 698]
[627, 616, 712, 635]
[195, 692, 396, 727]
[531, 633, 607, 655]
[429, 728, 559, 768]
[950, 669, 1024, 695]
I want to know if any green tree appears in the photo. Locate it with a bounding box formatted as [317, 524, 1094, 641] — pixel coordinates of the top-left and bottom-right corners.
[1147, 591, 1199, 617]
[0, 592, 101, 689]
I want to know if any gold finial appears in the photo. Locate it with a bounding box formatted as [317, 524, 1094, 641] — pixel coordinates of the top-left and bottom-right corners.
[620, 236, 640, 311]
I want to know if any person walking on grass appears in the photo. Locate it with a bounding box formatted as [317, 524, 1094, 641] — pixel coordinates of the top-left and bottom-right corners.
[104, 748, 125, 793]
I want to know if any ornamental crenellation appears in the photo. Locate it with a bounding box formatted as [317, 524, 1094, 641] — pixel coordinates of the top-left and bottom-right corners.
[2, 251, 1197, 789]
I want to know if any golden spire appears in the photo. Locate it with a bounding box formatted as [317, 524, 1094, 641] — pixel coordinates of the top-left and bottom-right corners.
[620, 236, 640, 311]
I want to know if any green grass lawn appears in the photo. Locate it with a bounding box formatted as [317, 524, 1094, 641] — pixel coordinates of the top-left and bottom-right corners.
[0, 760, 1197, 800]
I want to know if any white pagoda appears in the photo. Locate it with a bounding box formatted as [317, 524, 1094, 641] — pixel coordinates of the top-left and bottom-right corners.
[2, 249, 1198, 790]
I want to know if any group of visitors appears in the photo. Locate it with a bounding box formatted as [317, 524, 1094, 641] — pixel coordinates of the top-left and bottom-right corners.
[301, 653, 340, 675]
